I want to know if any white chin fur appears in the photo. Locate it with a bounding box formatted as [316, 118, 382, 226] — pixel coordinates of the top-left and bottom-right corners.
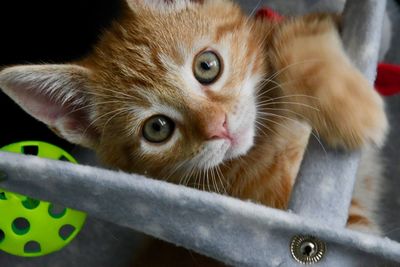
[195, 140, 231, 169]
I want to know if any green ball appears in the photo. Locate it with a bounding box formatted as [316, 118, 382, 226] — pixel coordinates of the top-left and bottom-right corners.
[0, 141, 87, 257]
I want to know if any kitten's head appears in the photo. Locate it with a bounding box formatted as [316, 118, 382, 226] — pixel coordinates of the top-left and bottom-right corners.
[0, 0, 272, 184]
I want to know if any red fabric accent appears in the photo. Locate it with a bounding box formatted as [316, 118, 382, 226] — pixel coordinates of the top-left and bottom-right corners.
[256, 7, 284, 22]
[375, 63, 400, 96]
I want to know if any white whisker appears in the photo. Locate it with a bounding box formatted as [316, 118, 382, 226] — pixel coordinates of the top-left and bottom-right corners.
[257, 101, 319, 111]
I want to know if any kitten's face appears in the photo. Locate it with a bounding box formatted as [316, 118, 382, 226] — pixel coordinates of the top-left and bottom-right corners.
[85, 0, 268, 179]
[0, 0, 270, 184]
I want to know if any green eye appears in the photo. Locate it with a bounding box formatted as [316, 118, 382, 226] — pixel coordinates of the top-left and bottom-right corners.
[142, 115, 175, 143]
[193, 51, 222, 85]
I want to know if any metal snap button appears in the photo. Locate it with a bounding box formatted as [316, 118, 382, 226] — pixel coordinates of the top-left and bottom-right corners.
[0, 171, 7, 182]
[290, 235, 326, 264]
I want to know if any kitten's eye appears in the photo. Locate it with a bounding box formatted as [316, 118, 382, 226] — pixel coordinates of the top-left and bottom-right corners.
[142, 115, 175, 143]
[193, 51, 222, 85]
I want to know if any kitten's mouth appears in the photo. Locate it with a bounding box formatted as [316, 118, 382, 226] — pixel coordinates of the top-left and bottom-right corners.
[194, 125, 254, 171]
[220, 132, 235, 145]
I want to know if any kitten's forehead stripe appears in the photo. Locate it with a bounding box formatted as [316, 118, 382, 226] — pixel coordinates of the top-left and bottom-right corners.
[214, 16, 245, 43]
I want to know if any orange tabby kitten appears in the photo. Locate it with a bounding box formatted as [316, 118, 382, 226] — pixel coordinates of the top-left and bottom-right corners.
[0, 0, 388, 266]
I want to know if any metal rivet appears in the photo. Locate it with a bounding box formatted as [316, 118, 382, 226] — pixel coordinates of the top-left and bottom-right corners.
[290, 235, 326, 264]
[0, 171, 7, 182]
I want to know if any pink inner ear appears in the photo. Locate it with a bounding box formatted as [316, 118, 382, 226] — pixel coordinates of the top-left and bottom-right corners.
[8, 82, 89, 132]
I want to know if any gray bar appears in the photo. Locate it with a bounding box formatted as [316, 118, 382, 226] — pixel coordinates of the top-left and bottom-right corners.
[288, 0, 386, 226]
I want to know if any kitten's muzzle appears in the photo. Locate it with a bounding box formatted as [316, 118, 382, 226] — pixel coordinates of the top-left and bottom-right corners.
[204, 114, 232, 142]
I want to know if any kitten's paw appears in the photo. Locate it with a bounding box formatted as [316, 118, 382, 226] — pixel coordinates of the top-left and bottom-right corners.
[315, 71, 388, 150]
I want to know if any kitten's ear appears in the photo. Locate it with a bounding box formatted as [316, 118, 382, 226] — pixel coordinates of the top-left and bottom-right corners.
[127, 0, 204, 9]
[0, 64, 99, 148]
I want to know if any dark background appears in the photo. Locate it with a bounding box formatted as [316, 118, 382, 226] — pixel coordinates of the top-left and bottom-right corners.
[0, 0, 122, 150]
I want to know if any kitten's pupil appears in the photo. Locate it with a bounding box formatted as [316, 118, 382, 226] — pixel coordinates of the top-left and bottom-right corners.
[201, 61, 212, 71]
[152, 122, 161, 132]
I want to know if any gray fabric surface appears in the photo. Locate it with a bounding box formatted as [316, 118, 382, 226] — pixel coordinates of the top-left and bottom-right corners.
[1, 0, 399, 266]
[0, 152, 400, 266]
[385, 0, 400, 64]
[381, 96, 400, 242]
[289, 0, 386, 227]
[288, 138, 361, 227]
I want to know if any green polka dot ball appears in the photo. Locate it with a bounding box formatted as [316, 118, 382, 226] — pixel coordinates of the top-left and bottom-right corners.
[0, 141, 86, 257]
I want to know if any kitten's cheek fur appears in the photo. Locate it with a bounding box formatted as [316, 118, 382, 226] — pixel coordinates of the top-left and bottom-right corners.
[225, 126, 255, 159]
[224, 106, 257, 160]
[236, 103, 257, 154]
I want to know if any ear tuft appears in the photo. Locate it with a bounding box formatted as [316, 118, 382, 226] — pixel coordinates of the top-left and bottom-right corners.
[0, 64, 99, 148]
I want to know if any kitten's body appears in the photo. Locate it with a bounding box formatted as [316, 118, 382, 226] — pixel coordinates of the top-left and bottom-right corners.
[0, 0, 388, 266]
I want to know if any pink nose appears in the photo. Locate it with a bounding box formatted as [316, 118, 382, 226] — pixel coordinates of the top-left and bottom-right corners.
[205, 113, 229, 140]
